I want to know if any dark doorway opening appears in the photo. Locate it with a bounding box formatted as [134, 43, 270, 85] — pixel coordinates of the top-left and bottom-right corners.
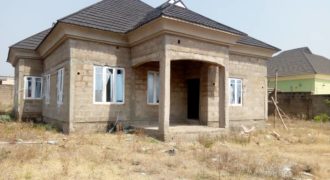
[187, 79, 200, 120]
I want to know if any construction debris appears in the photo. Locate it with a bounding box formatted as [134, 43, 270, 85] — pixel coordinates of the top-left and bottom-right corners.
[271, 131, 281, 140]
[240, 125, 256, 135]
[165, 148, 176, 156]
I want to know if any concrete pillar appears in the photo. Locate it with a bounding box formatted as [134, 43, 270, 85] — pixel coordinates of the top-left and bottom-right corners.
[219, 66, 229, 128]
[206, 65, 220, 127]
[159, 56, 171, 137]
[224, 68, 229, 128]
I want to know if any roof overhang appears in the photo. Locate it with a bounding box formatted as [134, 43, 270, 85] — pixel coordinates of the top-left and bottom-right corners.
[127, 16, 242, 47]
[230, 43, 279, 59]
[37, 22, 128, 58]
[7, 48, 40, 66]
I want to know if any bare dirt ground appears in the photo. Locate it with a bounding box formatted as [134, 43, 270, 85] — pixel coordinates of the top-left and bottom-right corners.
[0, 119, 329, 180]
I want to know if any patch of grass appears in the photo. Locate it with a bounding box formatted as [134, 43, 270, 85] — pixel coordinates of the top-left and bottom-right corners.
[217, 132, 251, 145]
[32, 123, 60, 132]
[314, 113, 329, 123]
[198, 135, 216, 148]
[0, 149, 11, 162]
[0, 119, 328, 179]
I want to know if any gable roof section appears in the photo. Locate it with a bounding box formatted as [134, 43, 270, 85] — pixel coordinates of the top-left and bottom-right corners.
[132, 2, 246, 36]
[268, 47, 330, 77]
[10, 29, 51, 50]
[59, 0, 154, 33]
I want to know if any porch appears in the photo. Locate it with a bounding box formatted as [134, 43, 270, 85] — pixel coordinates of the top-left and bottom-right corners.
[130, 35, 230, 141]
[132, 59, 229, 141]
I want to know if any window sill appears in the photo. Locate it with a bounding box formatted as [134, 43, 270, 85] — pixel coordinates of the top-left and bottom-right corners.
[230, 104, 243, 107]
[93, 102, 125, 105]
[147, 103, 159, 106]
[24, 98, 43, 100]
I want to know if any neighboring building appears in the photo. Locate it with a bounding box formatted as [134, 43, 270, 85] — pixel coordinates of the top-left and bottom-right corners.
[0, 76, 14, 85]
[7, 0, 279, 138]
[268, 47, 330, 118]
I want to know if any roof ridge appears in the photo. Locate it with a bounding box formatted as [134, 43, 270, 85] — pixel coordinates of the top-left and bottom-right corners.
[302, 52, 317, 74]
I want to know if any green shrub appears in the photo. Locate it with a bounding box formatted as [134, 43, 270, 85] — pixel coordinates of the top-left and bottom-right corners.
[314, 113, 330, 123]
[0, 114, 13, 122]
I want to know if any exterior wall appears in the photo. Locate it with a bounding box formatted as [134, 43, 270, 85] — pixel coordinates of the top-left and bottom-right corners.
[131, 36, 165, 126]
[268, 74, 330, 95]
[132, 62, 159, 125]
[311, 95, 330, 116]
[43, 41, 71, 132]
[14, 59, 43, 120]
[229, 53, 268, 126]
[269, 93, 330, 119]
[268, 79, 314, 93]
[0, 85, 14, 113]
[70, 39, 132, 132]
[315, 78, 330, 95]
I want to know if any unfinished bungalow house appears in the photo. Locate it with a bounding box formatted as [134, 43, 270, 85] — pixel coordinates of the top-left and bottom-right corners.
[7, 0, 280, 139]
[268, 47, 330, 119]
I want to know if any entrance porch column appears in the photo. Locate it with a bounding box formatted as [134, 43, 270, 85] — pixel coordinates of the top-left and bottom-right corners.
[159, 56, 171, 138]
[219, 66, 229, 128]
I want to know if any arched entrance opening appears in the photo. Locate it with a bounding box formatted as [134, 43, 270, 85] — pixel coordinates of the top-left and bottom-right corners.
[170, 60, 227, 128]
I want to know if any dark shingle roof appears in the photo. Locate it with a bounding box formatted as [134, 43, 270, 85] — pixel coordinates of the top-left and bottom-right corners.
[10, 0, 279, 51]
[267, 47, 330, 77]
[237, 36, 280, 51]
[11, 29, 51, 50]
[132, 2, 246, 35]
[59, 0, 154, 33]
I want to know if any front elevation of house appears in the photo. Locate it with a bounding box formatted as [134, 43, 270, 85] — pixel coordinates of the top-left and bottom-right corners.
[7, 0, 280, 138]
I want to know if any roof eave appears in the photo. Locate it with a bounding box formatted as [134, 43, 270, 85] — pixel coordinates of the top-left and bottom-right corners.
[238, 42, 281, 52]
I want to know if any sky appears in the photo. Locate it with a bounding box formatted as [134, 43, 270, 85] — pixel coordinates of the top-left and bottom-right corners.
[1, 0, 330, 76]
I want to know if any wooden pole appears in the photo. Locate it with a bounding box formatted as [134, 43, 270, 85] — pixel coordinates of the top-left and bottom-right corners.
[271, 97, 288, 130]
[274, 71, 278, 128]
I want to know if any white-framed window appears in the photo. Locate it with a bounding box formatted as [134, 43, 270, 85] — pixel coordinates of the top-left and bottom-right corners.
[229, 78, 242, 106]
[44, 74, 51, 104]
[147, 71, 160, 105]
[57, 68, 64, 105]
[94, 66, 125, 104]
[24, 76, 43, 100]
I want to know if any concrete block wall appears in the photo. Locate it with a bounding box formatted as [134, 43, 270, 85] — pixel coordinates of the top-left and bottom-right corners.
[15, 59, 43, 120]
[132, 62, 159, 125]
[70, 39, 132, 132]
[0, 85, 14, 113]
[228, 53, 268, 126]
[43, 41, 71, 132]
[170, 62, 187, 124]
[205, 65, 220, 127]
[269, 93, 330, 119]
